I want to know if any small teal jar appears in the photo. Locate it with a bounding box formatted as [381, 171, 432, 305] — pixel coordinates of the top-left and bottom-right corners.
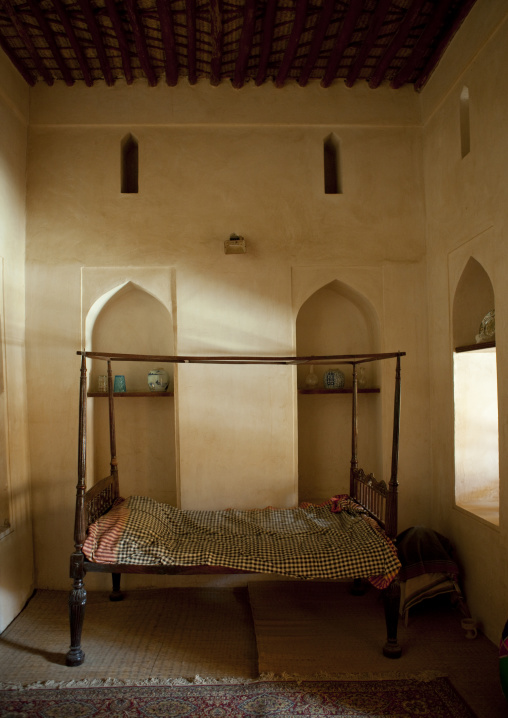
[323, 369, 345, 389]
[113, 375, 126, 392]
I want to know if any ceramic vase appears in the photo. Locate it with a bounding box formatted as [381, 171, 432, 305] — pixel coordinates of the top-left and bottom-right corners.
[304, 365, 319, 389]
[148, 368, 169, 392]
[323, 369, 345, 390]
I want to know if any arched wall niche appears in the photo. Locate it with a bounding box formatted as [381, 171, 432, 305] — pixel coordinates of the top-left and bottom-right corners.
[452, 257, 494, 348]
[87, 281, 177, 507]
[87, 280, 174, 387]
[296, 279, 382, 503]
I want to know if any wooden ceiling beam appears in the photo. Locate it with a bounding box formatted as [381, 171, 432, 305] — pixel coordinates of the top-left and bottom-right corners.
[51, 0, 93, 86]
[1, 0, 54, 84]
[255, 0, 277, 86]
[185, 0, 197, 85]
[413, 0, 478, 91]
[232, 0, 256, 89]
[390, 0, 454, 89]
[156, 0, 178, 86]
[345, 0, 392, 88]
[368, 0, 425, 90]
[298, 0, 335, 87]
[104, 0, 134, 85]
[125, 0, 157, 86]
[209, 0, 223, 86]
[26, 0, 74, 85]
[77, 0, 114, 86]
[321, 0, 364, 88]
[275, 0, 309, 88]
[0, 30, 36, 85]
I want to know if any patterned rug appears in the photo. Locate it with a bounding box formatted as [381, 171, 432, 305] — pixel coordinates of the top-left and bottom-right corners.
[0, 677, 477, 717]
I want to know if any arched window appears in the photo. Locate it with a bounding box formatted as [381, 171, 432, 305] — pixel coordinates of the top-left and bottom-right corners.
[460, 86, 470, 158]
[323, 134, 342, 195]
[453, 258, 498, 524]
[121, 134, 139, 194]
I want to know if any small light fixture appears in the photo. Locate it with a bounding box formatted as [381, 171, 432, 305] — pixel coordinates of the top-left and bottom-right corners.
[224, 233, 246, 254]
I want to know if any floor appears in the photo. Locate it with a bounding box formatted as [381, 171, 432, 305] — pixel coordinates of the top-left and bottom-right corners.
[0, 578, 506, 718]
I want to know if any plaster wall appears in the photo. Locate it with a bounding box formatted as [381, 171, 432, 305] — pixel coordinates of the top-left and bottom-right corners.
[421, 0, 508, 642]
[0, 52, 33, 631]
[25, 78, 430, 591]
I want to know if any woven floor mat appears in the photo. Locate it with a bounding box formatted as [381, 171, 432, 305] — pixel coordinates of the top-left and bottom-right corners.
[0, 588, 258, 686]
[248, 580, 389, 675]
[247, 580, 506, 718]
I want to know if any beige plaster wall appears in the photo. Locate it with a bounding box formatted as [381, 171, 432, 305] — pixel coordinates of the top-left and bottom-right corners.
[422, 0, 508, 642]
[0, 52, 34, 632]
[25, 78, 429, 591]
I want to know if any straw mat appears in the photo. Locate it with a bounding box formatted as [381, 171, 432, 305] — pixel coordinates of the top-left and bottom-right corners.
[248, 580, 506, 718]
[0, 582, 506, 717]
[0, 587, 258, 686]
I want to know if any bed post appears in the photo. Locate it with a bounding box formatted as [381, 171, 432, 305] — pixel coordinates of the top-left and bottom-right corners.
[349, 363, 358, 496]
[382, 353, 402, 659]
[107, 360, 119, 493]
[385, 354, 401, 541]
[349, 363, 367, 596]
[107, 360, 123, 601]
[66, 353, 88, 667]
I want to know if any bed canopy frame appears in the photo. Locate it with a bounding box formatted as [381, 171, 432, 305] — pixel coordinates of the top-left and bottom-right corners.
[67, 350, 404, 667]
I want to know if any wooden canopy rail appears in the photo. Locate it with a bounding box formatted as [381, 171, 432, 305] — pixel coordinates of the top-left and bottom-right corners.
[67, 349, 405, 667]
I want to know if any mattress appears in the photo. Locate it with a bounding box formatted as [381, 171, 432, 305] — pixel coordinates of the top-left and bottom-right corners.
[83, 494, 401, 588]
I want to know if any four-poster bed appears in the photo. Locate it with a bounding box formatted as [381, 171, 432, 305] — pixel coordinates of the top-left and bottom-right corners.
[66, 350, 405, 668]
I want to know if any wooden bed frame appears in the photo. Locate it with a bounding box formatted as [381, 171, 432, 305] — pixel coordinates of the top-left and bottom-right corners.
[66, 350, 404, 667]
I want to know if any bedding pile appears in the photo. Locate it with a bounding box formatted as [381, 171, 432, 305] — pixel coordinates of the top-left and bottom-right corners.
[82, 495, 401, 588]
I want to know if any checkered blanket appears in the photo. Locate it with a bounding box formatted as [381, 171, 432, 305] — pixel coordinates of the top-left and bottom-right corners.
[82, 495, 401, 588]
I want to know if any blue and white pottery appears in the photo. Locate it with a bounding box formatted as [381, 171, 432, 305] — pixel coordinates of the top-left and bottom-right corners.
[323, 369, 345, 390]
[148, 368, 169, 392]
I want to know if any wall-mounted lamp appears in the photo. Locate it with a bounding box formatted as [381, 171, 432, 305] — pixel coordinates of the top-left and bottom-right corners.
[224, 233, 246, 254]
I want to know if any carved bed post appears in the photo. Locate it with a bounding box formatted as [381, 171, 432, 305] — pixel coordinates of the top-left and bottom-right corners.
[107, 360, 119, 494]
[350, 363, 358, 496]
[382, 353, 402, 659]
[385, 354, 401, 541]
[66, 353, 88, 667]
[107, 360, 123, 601]
[383, 578, 402, 658]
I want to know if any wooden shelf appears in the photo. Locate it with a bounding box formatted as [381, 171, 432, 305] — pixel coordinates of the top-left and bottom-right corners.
[88, 391, 173, 398]
[455, 341, 495, 353]
[298, 388, 380, 394]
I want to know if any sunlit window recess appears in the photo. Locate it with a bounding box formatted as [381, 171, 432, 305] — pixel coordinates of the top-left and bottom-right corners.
[454, 345, 499, 525]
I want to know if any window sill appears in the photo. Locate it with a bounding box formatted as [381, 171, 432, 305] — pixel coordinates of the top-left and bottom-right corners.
[455, 340, 495, 353]
[454, 500, 499, 527]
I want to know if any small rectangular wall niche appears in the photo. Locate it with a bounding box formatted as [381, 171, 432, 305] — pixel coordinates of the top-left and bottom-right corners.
[460, 86, 470, 158]
[121, 133, 139, 193]
[324, 133, 342, 194]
